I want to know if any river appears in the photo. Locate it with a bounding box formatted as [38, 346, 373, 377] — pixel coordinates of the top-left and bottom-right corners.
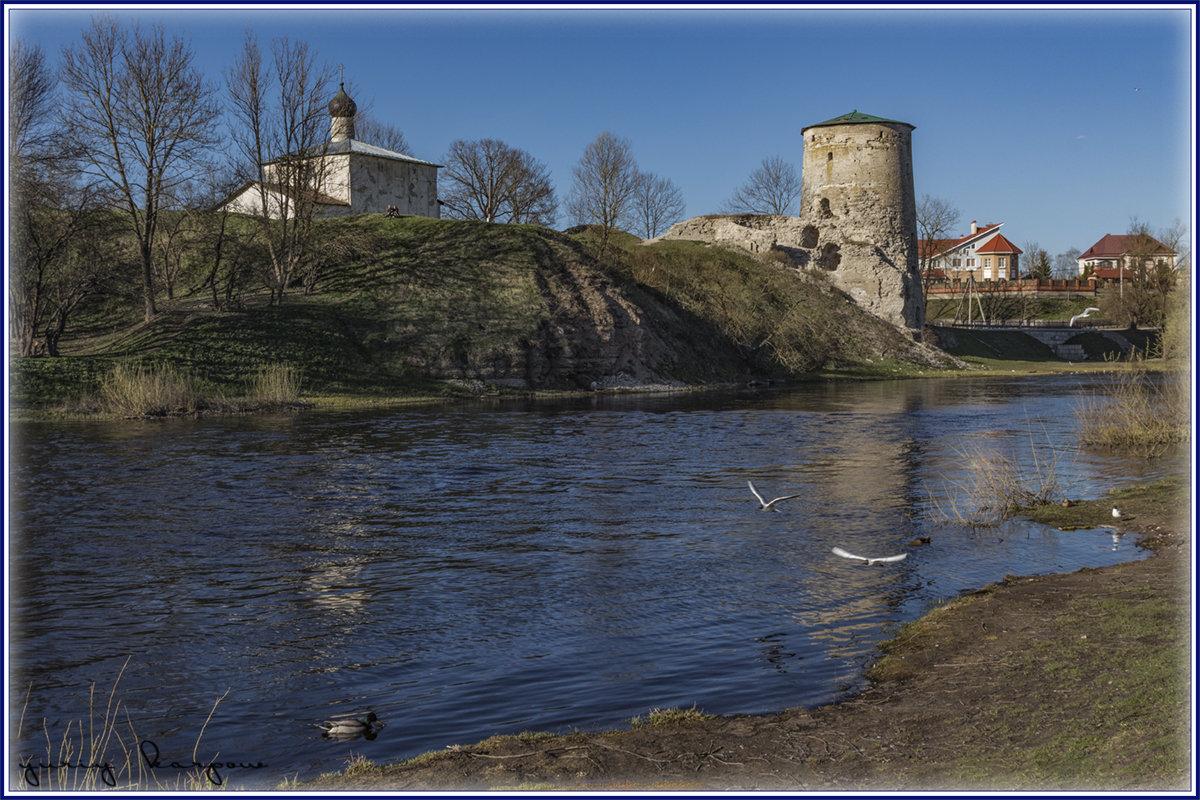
[6, 374, 1166, 789]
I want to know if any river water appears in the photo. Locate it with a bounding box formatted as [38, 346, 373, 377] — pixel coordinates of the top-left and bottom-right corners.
[7, 374, 1168, 789]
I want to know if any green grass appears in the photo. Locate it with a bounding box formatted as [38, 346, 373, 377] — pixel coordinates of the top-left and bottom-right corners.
[630, 704, 714, 728]
[13, 215, 971, 415]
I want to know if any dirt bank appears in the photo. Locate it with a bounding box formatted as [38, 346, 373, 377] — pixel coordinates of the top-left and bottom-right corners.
[300, 477, 1192, 792]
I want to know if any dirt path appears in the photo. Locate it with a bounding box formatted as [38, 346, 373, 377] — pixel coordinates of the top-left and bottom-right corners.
[301, 481, 1192, 792]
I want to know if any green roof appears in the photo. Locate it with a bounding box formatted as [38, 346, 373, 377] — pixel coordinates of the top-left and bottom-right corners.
[802, 110, 914, 132]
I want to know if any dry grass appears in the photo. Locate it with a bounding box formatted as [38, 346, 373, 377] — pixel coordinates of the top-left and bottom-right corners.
[1076, 353, 1191, 458]
[13, 658, 229, 791]
[929, 423, 1072, 525]
[98, 362, 198, 418]
[247, 362, 302, 405]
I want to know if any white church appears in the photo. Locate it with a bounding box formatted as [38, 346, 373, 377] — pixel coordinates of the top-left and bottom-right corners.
[220, 82, 441, 219]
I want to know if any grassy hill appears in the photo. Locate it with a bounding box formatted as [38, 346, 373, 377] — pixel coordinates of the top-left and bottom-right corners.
[12, 215, 962, 411]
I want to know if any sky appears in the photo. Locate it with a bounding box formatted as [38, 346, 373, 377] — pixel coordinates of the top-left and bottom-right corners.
[4, 3, 1195, 259]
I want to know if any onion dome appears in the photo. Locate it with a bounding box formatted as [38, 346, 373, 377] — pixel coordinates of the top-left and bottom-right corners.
[328, 83, 357, 118]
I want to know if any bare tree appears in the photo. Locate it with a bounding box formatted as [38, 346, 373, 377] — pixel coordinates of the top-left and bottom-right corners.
[1054, 248, 1081, 279]
[225, 31, 335, 304]
[504, 149, 557, 227]
[724, 156, 801, 216]
[631, 172, 686, 239]
[915, 194, 960, 314]
[60, 16, 219, 322]
[440, 138, 556, 226]
[566, 131, 641, 259]
[354, 114, 410, 153]
[9, 38, 108, 357]
[1021, 242, 1051, 280]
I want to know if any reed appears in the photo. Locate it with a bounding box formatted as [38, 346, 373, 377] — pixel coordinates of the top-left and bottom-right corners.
[14, 658, 228, 791]
[98, 362, 198, 418]
[930, 422, 1071, 526]
[1076, 351, 1190, 458]
[247, 363, 302, 405]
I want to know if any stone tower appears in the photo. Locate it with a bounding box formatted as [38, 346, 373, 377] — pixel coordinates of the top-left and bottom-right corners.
[797, 110, 923, 332]
[328, 82, 357, 142]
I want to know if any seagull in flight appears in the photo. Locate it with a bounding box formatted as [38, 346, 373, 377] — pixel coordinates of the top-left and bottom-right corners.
[748, 480, 800, 511]
[832, 546, 907, 565]
[1069, 307, 1101, 327]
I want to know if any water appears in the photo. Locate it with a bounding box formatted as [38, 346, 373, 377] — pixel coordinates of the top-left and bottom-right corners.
[7, 374, 1167, 789]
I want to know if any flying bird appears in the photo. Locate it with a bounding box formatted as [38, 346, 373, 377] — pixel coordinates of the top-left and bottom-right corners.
[748, 480, 801, 511]
[1069, 307, 1101, 327]
[832, 546, 907, 565]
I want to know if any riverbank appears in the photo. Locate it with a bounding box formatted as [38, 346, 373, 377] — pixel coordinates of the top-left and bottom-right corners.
[297, 474, 1192, 792]
[8, 356, 1149, 424]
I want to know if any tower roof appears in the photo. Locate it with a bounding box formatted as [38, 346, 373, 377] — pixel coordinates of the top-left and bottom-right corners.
[802, 110, 914, 133]
[328, 82, 357, 118]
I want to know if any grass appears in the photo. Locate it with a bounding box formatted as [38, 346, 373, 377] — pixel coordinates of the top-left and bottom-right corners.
[98, 362, 199, 417]
[928, 421, 1072, 525]
[12, 215, 972, 417]
[13, 658, 230, 791]
[1075, 351, 1190, 458]
[630, 704, 713, 728]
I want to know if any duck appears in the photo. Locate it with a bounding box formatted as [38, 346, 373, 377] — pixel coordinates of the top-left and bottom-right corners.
[316, 712, 384, 738]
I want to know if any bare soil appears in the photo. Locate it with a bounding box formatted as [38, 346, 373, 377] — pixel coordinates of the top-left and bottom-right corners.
[302, 483, 1192, 793]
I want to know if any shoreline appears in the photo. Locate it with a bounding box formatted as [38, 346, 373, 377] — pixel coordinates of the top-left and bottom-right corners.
[295, 474, 1192, 792]
[8, 357, 1148, 423]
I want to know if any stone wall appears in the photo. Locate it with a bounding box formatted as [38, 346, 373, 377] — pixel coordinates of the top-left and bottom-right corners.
[345, 155, 440, 218]
[654, 118, 924, 335]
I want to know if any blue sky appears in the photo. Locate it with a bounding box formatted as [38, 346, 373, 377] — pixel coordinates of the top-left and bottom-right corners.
[6, 3, 1195, 258]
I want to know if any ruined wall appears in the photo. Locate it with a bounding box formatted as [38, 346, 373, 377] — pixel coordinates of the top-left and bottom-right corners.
[654, 116, 924, 335]
[797, 120, 922, 331]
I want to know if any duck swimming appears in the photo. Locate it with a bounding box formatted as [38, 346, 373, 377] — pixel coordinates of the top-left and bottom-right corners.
[316, 712, 384, 739]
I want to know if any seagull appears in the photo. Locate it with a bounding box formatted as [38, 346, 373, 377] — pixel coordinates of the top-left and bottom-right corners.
[1112, 507, 1124, 519]
[832, 546, 907, 565]
[1069, 307, 1101, 327]
[748, 480, 801, 511]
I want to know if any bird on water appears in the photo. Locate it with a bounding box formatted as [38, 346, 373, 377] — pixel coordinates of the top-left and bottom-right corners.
[748, 481, 801, 511]
[316, 712, 384, 739]
[832, 547, 907, 565]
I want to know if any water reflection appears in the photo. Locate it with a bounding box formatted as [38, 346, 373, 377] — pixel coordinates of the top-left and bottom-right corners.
[8, 375, 1169, 788]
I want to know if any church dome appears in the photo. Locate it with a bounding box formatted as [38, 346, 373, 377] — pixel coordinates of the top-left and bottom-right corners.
[328, 83, 357, 118]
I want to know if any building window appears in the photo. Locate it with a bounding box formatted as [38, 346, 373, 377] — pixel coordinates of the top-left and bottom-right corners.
[983, 257, 992, 268]
[967, 258, 975, 267]
[998, 257, 1007, 267]
[952, 258, 961, 267]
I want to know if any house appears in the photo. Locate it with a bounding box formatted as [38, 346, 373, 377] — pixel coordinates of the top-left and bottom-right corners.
[919, 220, 1022, 282]
[1077, 233, 1178, 279]
[220, 82, 440, 220]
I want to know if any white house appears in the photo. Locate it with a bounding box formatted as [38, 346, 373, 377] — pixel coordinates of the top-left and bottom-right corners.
[919, 221, 1022, 282]
[220, 82, 440, 220]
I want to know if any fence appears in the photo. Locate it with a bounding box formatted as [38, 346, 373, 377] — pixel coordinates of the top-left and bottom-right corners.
[923, 277, 1125, 298]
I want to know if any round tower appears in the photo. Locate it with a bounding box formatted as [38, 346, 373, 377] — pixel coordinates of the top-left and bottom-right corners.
[328, 82, 357, 142]
[797, 110, 923, 332]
